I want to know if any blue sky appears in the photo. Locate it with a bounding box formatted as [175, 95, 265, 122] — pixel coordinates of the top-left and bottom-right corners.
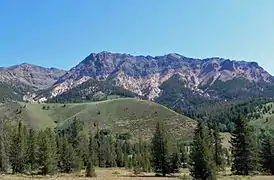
[1, 0, 274, 74]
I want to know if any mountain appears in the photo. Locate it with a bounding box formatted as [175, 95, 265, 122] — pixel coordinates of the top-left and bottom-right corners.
[0, 63, 66, 89]
[0, 99, 196, 140]
[0, 63, 66, 102]
[42, 51, 273, 102]
[2, 51, 274, 132]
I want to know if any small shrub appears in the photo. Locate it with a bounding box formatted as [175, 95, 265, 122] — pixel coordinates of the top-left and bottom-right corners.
[179, 174, 190, 180]
[133, 166, 142, 176]
[85, 162, 97, 177]
[112, 171, 120, 175]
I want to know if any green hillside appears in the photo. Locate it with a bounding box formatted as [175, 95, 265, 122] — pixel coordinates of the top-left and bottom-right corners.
[249, 102, 274, 129]
[0, 98, 196, 140]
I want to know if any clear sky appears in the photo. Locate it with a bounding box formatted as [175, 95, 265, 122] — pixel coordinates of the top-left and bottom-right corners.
[1, 0, 274, 74]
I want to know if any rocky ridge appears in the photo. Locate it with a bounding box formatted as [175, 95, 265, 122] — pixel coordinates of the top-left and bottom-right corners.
[47, 52, 272, 101]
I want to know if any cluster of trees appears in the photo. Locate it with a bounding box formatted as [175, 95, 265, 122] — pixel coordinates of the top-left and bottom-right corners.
[155, 73, 274, 133]
[190, 115, 274, 180]
[183, 98, 271, 132]
[0, 118, 187, 177]
[2, 114, 274, 178]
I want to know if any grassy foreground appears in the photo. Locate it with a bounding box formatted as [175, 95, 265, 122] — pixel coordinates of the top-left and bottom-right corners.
[1, 168, 274, 180]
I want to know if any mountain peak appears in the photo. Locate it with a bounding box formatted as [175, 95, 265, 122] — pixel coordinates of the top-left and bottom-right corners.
[46, 51, 273, 101]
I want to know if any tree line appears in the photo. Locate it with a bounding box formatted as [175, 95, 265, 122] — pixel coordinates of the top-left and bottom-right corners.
[0, 118, 183, 177]
[0, 115, 274, 178]
[190, 115, 274, 179]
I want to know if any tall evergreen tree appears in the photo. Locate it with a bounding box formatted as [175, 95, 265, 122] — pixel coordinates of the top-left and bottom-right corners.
[180, 145, 188, 167]
[26, 128, 38, 173]
[37, 128, 57, 175]
[212, 123, 224, 172]
[142, 142, 151, 172]
[105, 135, 117, 167]
[10, 121, 27, 174]
[115, 140, 124, 167]
[151, 122, 170, 176]
[59, 135, 80, 173]
[171, 151, 180, 173]
[86, 132, 96, 177]
[67, 118, 84, 169]
[260, 131, 274, 175]
[0, 119, 8, 172]
[78, 134, 89, 166]
[231, 115, 257, 175]
[190, 122, 216, 180]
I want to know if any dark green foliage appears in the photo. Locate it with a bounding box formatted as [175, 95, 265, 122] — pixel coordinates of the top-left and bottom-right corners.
[59, 135, 81, 173]
[86, 132, 96, 177]
[180, 145, 188, 167]
[171, 151, 180, 173]
[95, 129, 116, 168]
[190, 122, 216, 180]
[115, 140, 124, 167]
[212, 124, 224, 172]
[151, 122, 170, 176]
[37, 128, 57, 175]
[260, 130, 274, 175]
[156, 73, 272, 132]
[0, 119, 8, 172]
[141, 142, 151, 172]
[231, 116, 257, 175]
[10, 121, 27, 174]
[86, 160, 96, 177]
[61, 117, 84, 170]
[156, 74, 207, 113]
[26, 128, 38, 173]
[0, 82, 33, 103]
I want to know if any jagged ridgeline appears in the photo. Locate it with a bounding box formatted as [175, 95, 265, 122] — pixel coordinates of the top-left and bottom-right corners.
[1, 52, 274, 132]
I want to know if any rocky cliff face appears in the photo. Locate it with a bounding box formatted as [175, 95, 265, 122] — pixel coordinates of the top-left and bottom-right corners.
[47, 51, 272, 100]
[0, 63, 66, 90]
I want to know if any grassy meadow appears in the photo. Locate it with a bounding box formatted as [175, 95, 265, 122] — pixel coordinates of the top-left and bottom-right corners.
[0, 98, 196, 140]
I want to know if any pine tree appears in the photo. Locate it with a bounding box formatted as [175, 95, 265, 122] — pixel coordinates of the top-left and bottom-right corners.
[0, 119, 8, 172]
[171, 151, 180, 173]
[115, 140, 124, 167]
[180, 145, 188, 167]
[78, 134, 89, 166]
[37, 128, 57, 175]
[10, 121, 27, 174]
[96, 130, 106, 167]
[96, 130, 116, 168]
[86, 133, 96, 177]
[142, 142, 151, 172]
[86, 160, 96, 177]
[151, 122, 170, 176]
[105, 135, 116, 167]
[26, 128, 38, 173]
[213, 123, 224, 172]
[190, 122, 216, 180]
[67, 118, 84, 169]
[59, 135, 80, 173]
[231, 116, 257, 175]
[260, 132, 274, 175]
[133, 153, 142, 176]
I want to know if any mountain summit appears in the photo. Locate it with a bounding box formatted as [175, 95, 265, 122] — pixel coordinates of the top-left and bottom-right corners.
[46, 51, 272, 101]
